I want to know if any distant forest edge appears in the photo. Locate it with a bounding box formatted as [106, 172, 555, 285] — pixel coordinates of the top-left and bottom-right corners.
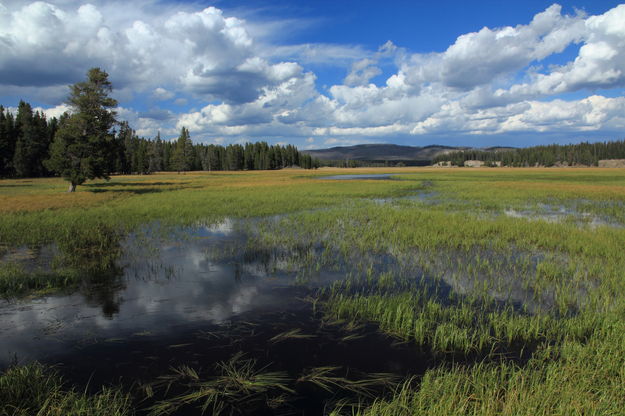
[304, 141, 625, 167]
[3, 100, 625, 179]
[0, 101, 320, 179]
[432, 140, 625, 167]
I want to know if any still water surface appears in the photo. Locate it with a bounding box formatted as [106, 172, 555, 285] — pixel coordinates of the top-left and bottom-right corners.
[0, 219, 332, 367]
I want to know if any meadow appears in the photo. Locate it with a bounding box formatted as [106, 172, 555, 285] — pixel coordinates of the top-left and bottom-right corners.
[1, 167, 624, 415]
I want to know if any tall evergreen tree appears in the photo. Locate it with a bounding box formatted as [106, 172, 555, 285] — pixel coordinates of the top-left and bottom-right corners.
[204, 144, 221, 171]
[11, 103, 51, 177]
[163, 140, 173, 171]
[136, 139, 149, 174]
[117, 121, 134, 174]
[171, 127, 193, 173]
[12, 101, 34, 177]
[148, 132, 164, 173]
[0, 106, 16, 176]
[45, 68, 118, 192]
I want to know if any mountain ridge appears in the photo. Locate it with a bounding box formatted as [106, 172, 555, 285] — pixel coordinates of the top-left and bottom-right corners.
[302, 143, 515, 161]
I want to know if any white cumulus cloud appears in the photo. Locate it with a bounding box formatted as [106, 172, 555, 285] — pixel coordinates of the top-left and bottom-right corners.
[2, 1, 625, 146]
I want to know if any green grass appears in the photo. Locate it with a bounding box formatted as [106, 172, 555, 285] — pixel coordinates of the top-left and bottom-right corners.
[0, 362, 133, 416]
[2, 167, 625, 414]
[0, 262, 81, 297]
[338, 321, 625, 415]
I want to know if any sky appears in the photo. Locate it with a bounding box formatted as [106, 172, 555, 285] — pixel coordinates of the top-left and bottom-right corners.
[1, 0, 625, 149]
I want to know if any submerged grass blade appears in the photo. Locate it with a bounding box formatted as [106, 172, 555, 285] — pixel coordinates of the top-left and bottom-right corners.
[269, 328, 317, 344]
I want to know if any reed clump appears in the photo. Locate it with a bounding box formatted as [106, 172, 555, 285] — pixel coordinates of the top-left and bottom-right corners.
[147, 353, 293, 416]
[0, 362, 133, 416]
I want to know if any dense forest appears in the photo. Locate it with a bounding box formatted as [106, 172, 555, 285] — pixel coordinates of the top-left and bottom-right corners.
[0, 101, 319, 178]
[433, 140, 625, 167]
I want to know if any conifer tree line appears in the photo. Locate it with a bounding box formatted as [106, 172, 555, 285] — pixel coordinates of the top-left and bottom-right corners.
[112, 123, 319, 174]
[0, 101, 319, 178]
[0, 101, 58, 178]
[432, 140, 625, 167]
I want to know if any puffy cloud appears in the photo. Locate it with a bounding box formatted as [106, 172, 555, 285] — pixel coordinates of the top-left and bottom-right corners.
[3, 2, 625, 146]
[267, 43, 369, 66]
[177, 70, 318, 132]
[344, 58, 382, 87]
[399, 4, 586, 90]
[343, 41, 398, 87]
[0, 2, 307, 104]
[0, 2, 104, 87]
[152, 87, 175, 101]
[501, 5, 625, 97]
[5, 103, 71, 120]
[37, 103, 71, 120]
[116, 106, 177, 138]
[412, 95, 625, 135]
[500, 95, 625, 132]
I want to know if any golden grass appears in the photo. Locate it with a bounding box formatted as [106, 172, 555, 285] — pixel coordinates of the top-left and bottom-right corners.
[2, 167, 625, 215]
[0, 193, 116, 213]
[0, 169, 382, 213]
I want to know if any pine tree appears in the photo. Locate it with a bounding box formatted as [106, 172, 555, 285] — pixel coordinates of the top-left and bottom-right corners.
[12, 101, 35, 177]
[118, 121, 134, 174]
[148, 133, 164, 173]
[0, 106, 16, 176]
[171, 127, 192, 173]
[135, 139, 148, 174]
[45, 68, 118, 192]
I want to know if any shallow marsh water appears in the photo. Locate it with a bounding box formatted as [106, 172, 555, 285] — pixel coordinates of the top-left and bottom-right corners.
[0, 212, 557, 414]
[0, 219, 334, 363]
[0, 179, 614, 414]
[0, 198, 597, 365]
[0, 217, 441, 414]
[502, 201, 625, 228]
[2, 170, 624, 415]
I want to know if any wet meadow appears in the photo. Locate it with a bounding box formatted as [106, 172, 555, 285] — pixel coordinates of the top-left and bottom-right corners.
[1, 167, 624, 415]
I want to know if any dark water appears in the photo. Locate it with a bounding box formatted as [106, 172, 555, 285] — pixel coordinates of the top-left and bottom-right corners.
[0, 220, 311, 364]
[1, 220, 341, 354]
[0, 218, 436, 414]
[0, 215, 550, 414]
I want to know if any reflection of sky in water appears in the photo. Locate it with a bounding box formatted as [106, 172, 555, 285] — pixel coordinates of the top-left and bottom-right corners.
[397, 250, 563, 314]
[0, 219, 322, 367]
[504, 203, 623, 228]
[0, 214, 591, 368]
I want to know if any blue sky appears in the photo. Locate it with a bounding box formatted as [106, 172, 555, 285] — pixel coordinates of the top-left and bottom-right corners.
[1, 0, 625, 149]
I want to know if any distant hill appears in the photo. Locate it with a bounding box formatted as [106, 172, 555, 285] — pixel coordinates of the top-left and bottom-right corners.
[483, 146, 517, 152]
[302, 144, 471, 161]
[302, 140, 625, 167]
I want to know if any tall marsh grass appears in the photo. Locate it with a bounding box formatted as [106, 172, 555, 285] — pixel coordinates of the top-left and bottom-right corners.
[2, 168, 625, 414]
[0, 362, 132, 416]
